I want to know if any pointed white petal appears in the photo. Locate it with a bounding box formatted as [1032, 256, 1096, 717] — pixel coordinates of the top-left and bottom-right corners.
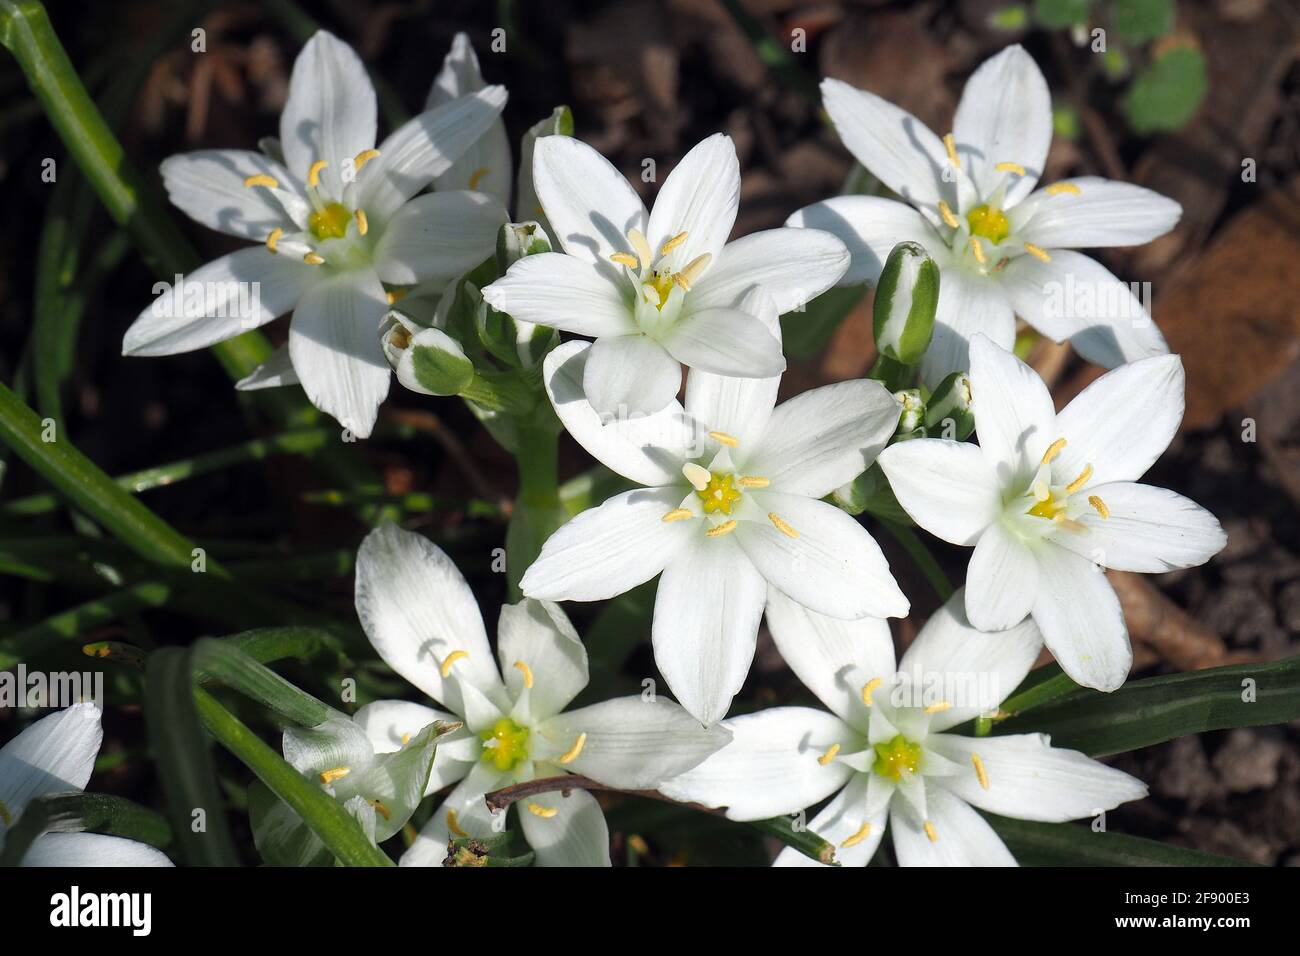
[1012, 177, 1182, 249]
[518, 787, 610, 866]
[21, 833, 173, 867]
[235, 344, 300, 390]
[427, 32, 485, 105]
[646, 133, 740, 266]
[966, 521, 1039, 630]
[661, 305, 785, 379]
[0, 703, 101, 818]
[427, 33, 512, 207]
[877, 438, 1002, 546]
[532, 135, 648, 267]
[687, 227, 850, 315]
[481, 253, 635, 337]
[400, 761, 507, 866]
[351, 700, 477, 795]
[496, 599, 589, 719]
[161, 150, 300, 240]
[889, 785, 1017, 866]
[919, 268, 1016, 386]
[1032, 544, 1130, 691]
[582, 333, 682, 418]
[373, 190, 507, 286]
[786, 196, 942, 286]
[772, 774, 887, 867]
[968, 331, 1058, 489]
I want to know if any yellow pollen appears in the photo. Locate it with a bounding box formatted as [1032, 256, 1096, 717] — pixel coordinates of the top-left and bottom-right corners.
[937, 200, 960, 228]
[627, 228, 652, 268]
[768, 513, 799, 539]
[842, 821, 872, 848]
[682, 462, 711, 491]
[468, 166, 489, 190]
[943, 132, 960, 169]
[708, 430, 739, 447]
[354, 209, 368, 236]
[995, 161, 1026, 176]
[400, 732, 411, 746]
[319, 766, 350, 785]
[861, 677, 882, 707]
[303, 252, 325, 266]
[440, 649, 469, 677]
[610, 252, 640, 269]
[370, 800, 391, 820]
[265, 227, 283, 254]
[1088, 495, 1110, 519]
[446, 808, 467, 837]
[513, 660, 534, 689]
[1023, 242, 1052, 262]
[1065, 463, 1094, 495]
[968, 236, 986, 264]
[526, 802, 558, 819]
[557, 732, 587, 764]
[662, 508, 695, 522]
[1046, 182, 1081, 196]
[923, 700, 952, 714]
[353, 148, 380, 172]
[924, 821, 938, 843]
[738, 476, 769, 488]
[706, 519, 738, 537]
[677, 253, 712, 288]
[659, 231, 688, 256]
[243, 174, 279, 189]
[386, 288, 407, 305]
[307, 159, 328, 188]
[1041, 437, 1067, 465]
[971, 753, 989, 790]
[817, 743, 841, 766]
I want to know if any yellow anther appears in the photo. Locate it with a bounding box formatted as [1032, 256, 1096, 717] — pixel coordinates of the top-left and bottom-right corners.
[677, 253, 712, 288]
[1088, 495, 1109, 519]
[370, 800, 392, 820]
[526, 802, 558, 819]
[440, 649, 469, 678]
[924, 820, 938, 843]
[307, 160, 328, 188]
[659, 230, 688, 256]
[708, 430, 739, 447]
[610, 252, 640, 269]
[354, 209, 368, 236]
[400, 732, 411, 746]
[265, 227, 283, 254]
[1065, 463, 1093, 495]
[768, 513, 799, 539]
[557, 732, 588, 765]
[1046, 182, 1081, 196]
[1023, 242, 1052, 263]
[682, 462, 711, 491]
[662, 508, 695, 523]
[386, 288, 407, 306]
[738, 476, 769, 488]
[706, 519, 738, 537]
[353, 148, 381, 172]
[513, 660, 534, 689]
[937, 200, 960, 229]
[861, 677, 882, 707]
[446, 808, 467, 837]
[627, 228, 652, 268]
[243, 173, 279, 189]
[971, 753, 989, 790]
[943, 133, 960, 169]
[817, 743, 841, 766]
[1041, 437, 1067, 465]
[923, 700, 952, 714]
[468, 166, 489, 190]
[842, 821, 872, 848]
[303, 252, 325, 266]
[968, 236, 986, 264]
[995, 161, 1026, 176]
[319, 766, 350, 785]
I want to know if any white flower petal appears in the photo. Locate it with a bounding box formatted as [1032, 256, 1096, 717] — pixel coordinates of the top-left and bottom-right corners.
[0, 703, 101, 818]
[1032, 544, 1130, 692]
[919, 268, 1016, 386]
[400, 761, 507, 866]
[772, 774, 886, 867]
[161, 150, 301, 240]
[658, 707, 855, 820]
[928, 732, 1148, 822]
[969, 332, 1058, 489]
[532, 135, 648, 267]
[351, 700, 477, 795]
[518, 787, 610, 867]
[764, 586, 896, 725]
[123, 249, 314, 357]
[786, 196, 941, 286]
[22, 833, 173, 867]
[1012, 177, 1182, 249]
[235, 344, 300, 390]
[646, 133, 740, 266]
[373, 190, 507, 286]
[482, 253, 635, 338]
[496, 599, 589, 719]
[521, 487, 695, 602]
[889, 785, 1016, 866]
[966, 521, 1039, 631]
[652, 535, 767, 725]
[287, 267, 391, 438]
[877, 439, 1002, 546]
[582, 333, 682, 418]
[426, 33, 513, 207]
[736, 494, 908, 619]
[687, 227, 850, 315]
[661, 306, 785, 379]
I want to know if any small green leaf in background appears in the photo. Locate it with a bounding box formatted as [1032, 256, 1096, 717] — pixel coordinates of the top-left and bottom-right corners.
[988, 4, 1029, 31]
[1052, 104, 1081, 140]
[1033, 0, 1091, 29]
[1122, 45, 1208, 133]
[781, 284, 866, 359]
[1113, 0, 1175, 44]
[987, 816, 1255, 867]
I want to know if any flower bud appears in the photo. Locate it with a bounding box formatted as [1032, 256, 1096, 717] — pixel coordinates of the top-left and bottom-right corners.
[873, 241, 939, 365]
[893, 388, 926, 441]
[381, 313, 474, 396]
[924, 371, 975, 440]
[495, 220, 553, 273]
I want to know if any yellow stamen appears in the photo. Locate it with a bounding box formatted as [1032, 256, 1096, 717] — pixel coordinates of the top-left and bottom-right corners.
[440, 649, 469, 678]
[943, 132, 960, 169]
[319, 766, 350, 785]
[937, 200, 960, 229]
[1041, 437, 1067, 465]
[738, 476, 769, 488]
[995, 161, 1026, 176]
[971, 753, 989, 790]
[243, 173, 279, 189]
[307, 159, 328, 188]
[676, 253, 712, 289]
[354, 209, 368, 236]
[1065, 463, 1093, 495]
[1053, 514, 1086, 532]
[557, 732, 588, 765]
[265, 227, 283, 254]
[682, 462, 711, 491]
[610, 252, 640, 269]
[924, 820, 938, 843]
[768, 513, 799, 539]
[708, 430, 739, 447]
[446, 808, 467, 837]
[662, 508, 695, 523]
[861, 677, 882, 707]
[968, 236, 986, 264]
[1023, 242, 1052, 262]
[1088, 495, 1109, 519]
[1046, 182, 1081, 196]
[526, 802, 558, 819]
[659, 230, 688, 256]
[923, 700, 952, 715]
[370, 800, 391, 821]
[817, 743, 841, 766]
[842, 821, 872, 848]
[706, 519, 737, 537]
[353, 148, 381, 172]
[386, 288, 407, 306]
[628, 228, 652, 268]
[303, 252, 325, 266]
[400, 732, 411, 746]
[468, 167, 489, 190]
[513, 660, 534, 689]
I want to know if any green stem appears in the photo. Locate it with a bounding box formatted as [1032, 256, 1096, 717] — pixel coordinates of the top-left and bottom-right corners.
[505, 417, 564, 599]
[879, 519, 953, 601]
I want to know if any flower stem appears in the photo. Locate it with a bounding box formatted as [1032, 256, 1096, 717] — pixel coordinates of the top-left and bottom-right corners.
[505, 410, 565, 599]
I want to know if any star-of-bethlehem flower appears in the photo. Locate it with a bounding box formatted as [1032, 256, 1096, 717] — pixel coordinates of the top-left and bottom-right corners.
[122, 30, 510, 437]
[661, 589, 1148, 866]
[351, 523, 728, 867]
[789, 44, 1181, 384]
[480, 131, 851, 418]
[520, 295, 909, 725]
[0, 704, 172, 866]
[878, 334, 1226, 692]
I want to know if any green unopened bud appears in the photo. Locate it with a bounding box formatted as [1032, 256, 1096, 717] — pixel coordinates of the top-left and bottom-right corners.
[924, 370, 975, 440]
[894, 388, 926, 441]
[495, 220, 553, 273]
[873, 241, 939, 365]
[381, 314, 474, 396]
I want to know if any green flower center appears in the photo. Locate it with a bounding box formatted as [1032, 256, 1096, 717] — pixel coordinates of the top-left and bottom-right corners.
[696, 472, 743, 516]
[873, 734, 923, 781]
[966, 204, 1009, 244]
[308, 201, 352, 241]
[480, 717, 530, 772]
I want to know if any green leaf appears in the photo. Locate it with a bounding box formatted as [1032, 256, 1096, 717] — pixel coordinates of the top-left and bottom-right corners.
[191, 637, 333, 728]
[1033, 0, 1090, 29]
[986, 815, 1256, 866]
[0, 792, 172, 867]
[1122, 46, 1207, 133]
[782, 284, 866, 359]
[1112, 0, 1174, 44]
[248, 781, 331, 867]
[989, 4, 1029, 30]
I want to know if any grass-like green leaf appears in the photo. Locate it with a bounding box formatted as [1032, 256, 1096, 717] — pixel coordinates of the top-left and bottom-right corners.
[0, 791, 173, 867]
[987, 815, 1255, 867]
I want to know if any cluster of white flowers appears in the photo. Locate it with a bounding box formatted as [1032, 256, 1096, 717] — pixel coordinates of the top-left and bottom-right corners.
[113, 33, 1227, 867]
